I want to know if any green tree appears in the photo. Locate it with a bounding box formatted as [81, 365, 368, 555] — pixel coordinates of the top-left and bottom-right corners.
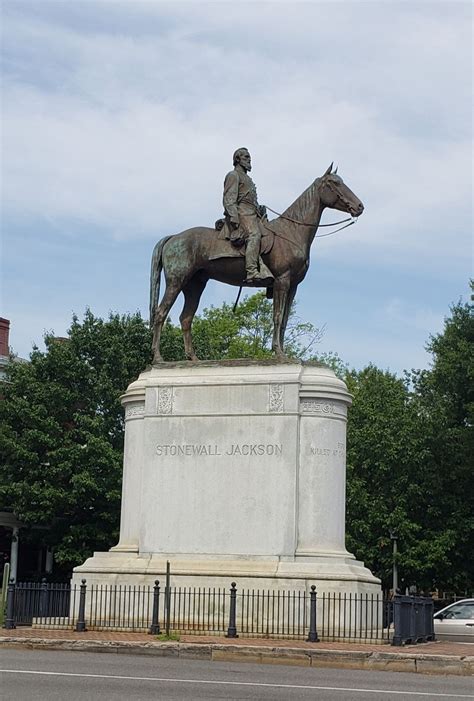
[191, 291, 323, 360]
[345, 288, 474, 592]
[345, 366, 427, 590]
[0, 310, 152, 572]
[407, 290, 474, 591]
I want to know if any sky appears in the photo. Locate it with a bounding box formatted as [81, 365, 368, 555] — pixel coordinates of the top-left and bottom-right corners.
[1, 0, 472, 375]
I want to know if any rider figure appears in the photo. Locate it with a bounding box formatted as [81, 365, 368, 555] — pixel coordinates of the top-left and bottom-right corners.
[223, 147, 273, 286]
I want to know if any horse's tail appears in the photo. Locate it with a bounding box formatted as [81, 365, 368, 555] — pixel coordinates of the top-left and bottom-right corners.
[149, 236, 173, 325]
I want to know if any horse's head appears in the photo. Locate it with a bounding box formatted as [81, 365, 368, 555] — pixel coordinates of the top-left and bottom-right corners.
[319, 163, 364, 218]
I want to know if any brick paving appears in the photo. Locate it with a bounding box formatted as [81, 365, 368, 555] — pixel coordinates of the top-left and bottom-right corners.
[1, 626, 471, 657]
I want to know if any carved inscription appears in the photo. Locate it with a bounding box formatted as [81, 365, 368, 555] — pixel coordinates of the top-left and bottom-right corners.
[310, 442, 345, 458]
[125, 403, 145, 419]
[301, 399, 335, 414]
[157, 386, 173, 414]
[269, 384, 284, 413]
[155, 443, 283, 457]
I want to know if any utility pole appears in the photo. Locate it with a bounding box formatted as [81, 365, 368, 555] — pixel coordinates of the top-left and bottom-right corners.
[389, 530, 398, 594]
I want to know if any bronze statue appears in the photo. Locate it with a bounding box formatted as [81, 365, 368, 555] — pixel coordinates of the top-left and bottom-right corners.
[223, 147, 273, 285]
[150, 161, 364, 363]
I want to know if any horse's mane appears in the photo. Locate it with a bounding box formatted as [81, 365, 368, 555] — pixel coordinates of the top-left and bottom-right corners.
[280, 178, 321, 223]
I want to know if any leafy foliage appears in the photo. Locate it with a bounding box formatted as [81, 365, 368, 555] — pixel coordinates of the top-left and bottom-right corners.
[345, 366, 429, 590]
[0, 310, 152, 571]
[345, 290, 474, 591]
[160, 291, 323, 361]
[407, 290, 473, 591]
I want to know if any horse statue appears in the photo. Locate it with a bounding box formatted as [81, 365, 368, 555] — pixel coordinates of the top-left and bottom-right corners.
[150, 164, 364, 363]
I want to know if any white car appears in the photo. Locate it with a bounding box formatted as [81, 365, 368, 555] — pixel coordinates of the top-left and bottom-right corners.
[434, 599, 474, 642]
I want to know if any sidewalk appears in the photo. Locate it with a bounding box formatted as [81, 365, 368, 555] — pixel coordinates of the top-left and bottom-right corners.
[1, 627, 472, 676]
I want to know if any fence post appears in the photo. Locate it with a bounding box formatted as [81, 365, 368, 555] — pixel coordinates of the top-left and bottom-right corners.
[306, 585, 319, 642]
[149, 580, 161, 635]
[1, 563, 10, 609]
[165, 561, 171, 636]
[226, 582, 238, 638]
[4, 579, 16, 630]
[392, 594, 402, 645]
[39, 577, 49, 620]
[75, 579, 87, 632]
[427, 597, 435, 641]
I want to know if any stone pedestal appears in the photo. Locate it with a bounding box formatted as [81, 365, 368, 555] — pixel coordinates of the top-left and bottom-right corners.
[73, 360, 380, 594]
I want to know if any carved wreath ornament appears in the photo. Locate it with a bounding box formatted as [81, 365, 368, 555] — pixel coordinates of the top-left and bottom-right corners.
[300, 399, 335, 414]
[157, 386, 174, 414]
[125, 403, 145, 419]
[269, 384, 284, 412]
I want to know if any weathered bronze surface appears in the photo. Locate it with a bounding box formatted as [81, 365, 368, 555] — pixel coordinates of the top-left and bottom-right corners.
[222, 147, 272, 285]
[150, 160, 364, 363]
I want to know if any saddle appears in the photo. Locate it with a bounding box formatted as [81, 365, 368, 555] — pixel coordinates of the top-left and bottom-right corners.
[211, 217, 275, 260]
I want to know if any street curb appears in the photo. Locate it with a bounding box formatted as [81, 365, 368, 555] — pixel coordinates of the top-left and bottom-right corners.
[1, 637, 473, 676]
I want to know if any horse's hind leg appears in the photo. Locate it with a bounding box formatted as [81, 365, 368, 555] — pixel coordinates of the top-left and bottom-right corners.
[152, 279, 182, 363]
[271, 272, 291, 358]
[180, 273, 208, 360]
[279, 284, 297, 350]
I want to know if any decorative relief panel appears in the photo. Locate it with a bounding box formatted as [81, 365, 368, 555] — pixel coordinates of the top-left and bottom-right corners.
[269, 383, 284, 413]
[300, 399, 335, 414]
[125, 403, 145, 419]
[157, 386, 174, 414]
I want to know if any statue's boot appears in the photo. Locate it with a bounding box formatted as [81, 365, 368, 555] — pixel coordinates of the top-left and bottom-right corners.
[244, 273, 274, 287]
[244, 237, 274, 286]
[244, 260, 274, 286]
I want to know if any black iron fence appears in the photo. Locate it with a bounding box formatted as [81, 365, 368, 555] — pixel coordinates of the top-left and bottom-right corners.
[319, 592, 392, 642]
[5, 580, 75, 627]
[237, 586, 309, 639]
[3, 579, 434, 645]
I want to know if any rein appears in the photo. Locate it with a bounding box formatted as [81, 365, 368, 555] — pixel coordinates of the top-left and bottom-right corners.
[263, 204, 356, 241]
[264, 205, 352, 228]
[263, 177, 359, 236]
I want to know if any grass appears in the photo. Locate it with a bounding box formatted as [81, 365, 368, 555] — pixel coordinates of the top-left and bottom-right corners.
[156, 632, 180, 642]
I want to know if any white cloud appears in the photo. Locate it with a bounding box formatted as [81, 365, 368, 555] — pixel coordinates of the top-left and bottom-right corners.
[1, 2, 472, 367]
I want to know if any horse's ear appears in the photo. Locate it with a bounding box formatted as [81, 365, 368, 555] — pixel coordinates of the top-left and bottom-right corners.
[324, 162, 333, 176]
[334, 165, 338, 174]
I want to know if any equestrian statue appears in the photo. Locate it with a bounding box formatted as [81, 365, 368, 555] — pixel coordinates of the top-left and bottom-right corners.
[150, 149, 364, 363]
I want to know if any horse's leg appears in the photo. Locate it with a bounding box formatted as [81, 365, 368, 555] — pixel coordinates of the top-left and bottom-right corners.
[152, 278, 182, 363]
[271, 272, 291, 358]
[180, 273, 208, 361]
[279, 284, 297, 351]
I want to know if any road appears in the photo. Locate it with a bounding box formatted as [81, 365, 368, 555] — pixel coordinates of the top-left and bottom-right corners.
[1, 648, 473, 700]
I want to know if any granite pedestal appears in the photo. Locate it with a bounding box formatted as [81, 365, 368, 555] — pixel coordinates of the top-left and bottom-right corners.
[74, 360, 380, 596]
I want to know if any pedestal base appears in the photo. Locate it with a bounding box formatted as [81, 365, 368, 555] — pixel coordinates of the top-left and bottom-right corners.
[73, 550, 380, 595]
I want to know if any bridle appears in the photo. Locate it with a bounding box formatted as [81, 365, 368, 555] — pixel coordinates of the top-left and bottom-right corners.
[262, 176, 360, 238]
[323, 178, 360, 220]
